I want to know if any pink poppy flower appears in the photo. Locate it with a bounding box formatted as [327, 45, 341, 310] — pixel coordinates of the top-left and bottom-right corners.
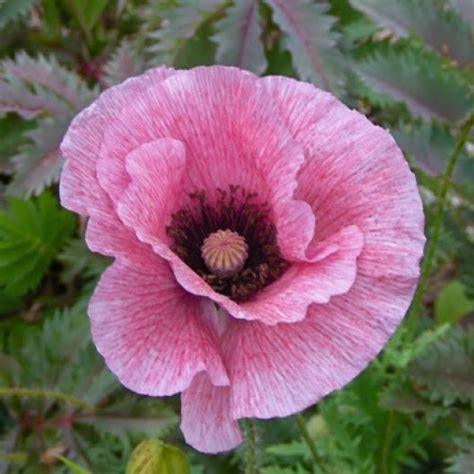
[59, 66, 425, 453]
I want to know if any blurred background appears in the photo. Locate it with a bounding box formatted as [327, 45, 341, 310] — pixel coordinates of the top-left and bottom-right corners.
[0, 0, 473, 472]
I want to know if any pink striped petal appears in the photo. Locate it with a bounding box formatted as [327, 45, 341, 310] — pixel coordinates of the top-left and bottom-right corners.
[181, 373, 242, 453]
[261, 75, 425, 278]
[60, 67, 175, 217]
[225, 273, 417, 419]
[89, 252, 229, 396]
[97, 66, 314, 261]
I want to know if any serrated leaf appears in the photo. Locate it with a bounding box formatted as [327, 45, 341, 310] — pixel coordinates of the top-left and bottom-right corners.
[392, 121, 474, 190]
[6, 117, 70, 197]
[0, 52, 97, 117]
[0, 0, 35, 28]
[409, 326, 474, 405]
[349, 0, 474, 68]
[126, 440, 190, 474]
[103, 39, 146, 87]
[0, 114, 34, 174]
[380, 383, 450, 424]
[212, 0, 267, 75]
[59, 237, 110, 283]
[0, 192, 75, 296]
[8, 304, 90, 387]
[264, 0, 344, 93]
[354, 43, 473, 122]
[446, 436, 474, 473]
[146, 0, 224, 66]
[66, 0, 109, 32]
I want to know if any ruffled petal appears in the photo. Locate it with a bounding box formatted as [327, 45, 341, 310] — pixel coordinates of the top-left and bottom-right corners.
[98, 66, 315, 261]
[116, 138, 187, 243]
[225, 273, 417, 419]
[89, 252, 229, 396]
[180, 373, 242, 454]
[115, 133, 331, 325]
[261, 75, 425, 277]
[236, 225, 363, 325]
[60, 67, 175, 217]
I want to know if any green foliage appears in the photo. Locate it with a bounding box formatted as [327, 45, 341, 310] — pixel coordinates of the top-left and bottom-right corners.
[103, 39, 146, 87]
[434, 280, 474, 324]
[265, 0, 344, 93]
[349, 0, 474, 68]
[56, 455, 91, 474]
[353, 42, 473, 122]
[0, 0, 35, 28]
[0, 52, 96, 117]
[392, 120, 474, 193]
[0, 192, 75, 296]
[0, 53, 98, 195]
[1, 0, 474, 472]
[1, 304, 179, 472]
[212, 0, 267, 75]
[145, 1, 224, 67]
[408, 326, 474, 405]
[6, 117, 70, 197]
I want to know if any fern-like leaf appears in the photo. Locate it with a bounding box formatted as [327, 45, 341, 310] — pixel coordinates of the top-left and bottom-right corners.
[0, 52, 96, 117]
[0, 192, 75, 296]
[212, 0, 267, 75]
[264, 0, 344, 93]
[409, 326, 474, 405]
[392, 121, 474, 190]
[0, 0, 35, 28]
[0, 114, 34, 174]
[349, 0, 474, 68]
[102, 39, 146, 87]
[353, 43, 473, 122]
[145, 0, 224, 66]
[76, 397, 179, 440]
[6, 117, 70, 197]
[446, 436, 474, 473]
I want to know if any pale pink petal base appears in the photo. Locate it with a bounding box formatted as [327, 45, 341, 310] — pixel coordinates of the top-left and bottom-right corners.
[181, 373, 242, 453]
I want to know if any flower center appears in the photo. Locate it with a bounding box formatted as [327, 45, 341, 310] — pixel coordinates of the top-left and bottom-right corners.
[166, 185, 288, 302]
[201, 229, 248, 278]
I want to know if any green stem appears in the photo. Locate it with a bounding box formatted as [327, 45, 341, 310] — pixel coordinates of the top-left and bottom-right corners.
[0, 387, 92, 411]
[244, 418, 257, 474]
[404, 111, 474, 338]
[378, 410, 395, 474]
[295, 413, 327, 473]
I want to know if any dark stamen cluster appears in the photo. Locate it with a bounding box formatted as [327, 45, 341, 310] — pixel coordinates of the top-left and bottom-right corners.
[166, 185, 288, 302]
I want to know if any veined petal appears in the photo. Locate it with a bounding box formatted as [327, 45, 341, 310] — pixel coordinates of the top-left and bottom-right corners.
[89, 254, 229, 396]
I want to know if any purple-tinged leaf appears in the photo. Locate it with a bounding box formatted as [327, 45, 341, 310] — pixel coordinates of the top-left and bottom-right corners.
[392, 121, 474, 191]
[7, 118, 71, 198]
[0, 52, 97, 115]
[146, 0, 224, 66]
[0, 0, 34, 28]
[354, 44, 473, 122]
[264, 0, 344, 92]
[0, 80, 68, 118]
[349, 0, 474, 68]
[212, 0, 267, 75]
[102, 39, 146, 87]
